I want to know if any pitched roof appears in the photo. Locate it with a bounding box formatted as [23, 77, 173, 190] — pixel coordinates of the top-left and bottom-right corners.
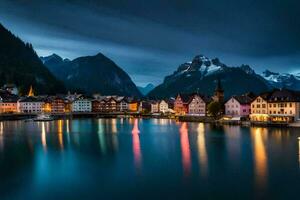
[268, 89, 300, 102]
[232, 95, 253, 104]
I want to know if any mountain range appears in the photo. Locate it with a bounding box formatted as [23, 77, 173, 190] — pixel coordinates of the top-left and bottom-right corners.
[137, 83, 155, 96]
[148, 55, 300, 98]
[40, 53, 141, 97]
[0, 23, 65, 95]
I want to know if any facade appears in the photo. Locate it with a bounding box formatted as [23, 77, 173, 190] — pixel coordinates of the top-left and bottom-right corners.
[174, 94, 190, 115]
[92, 100, 102, 112]
[250, 89, 300, 122]
[72, 97, 92, 112]
[0, 96, 18, 113]
[187, 94, 210, 116]
[151, 101, 159, 113]
[128, 100, 139, 112]
[18, 97, 45, 113]
[225, 95, 252, 117]
[250, 93, 271, 122]
[105, 97, 117, 112]
[159, 100, 169, 113]
[116, 97, 128, 112]
[51, 97, 65, 113]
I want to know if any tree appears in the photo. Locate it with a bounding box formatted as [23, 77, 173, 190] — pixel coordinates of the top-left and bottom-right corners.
[208, 101, 222, 119]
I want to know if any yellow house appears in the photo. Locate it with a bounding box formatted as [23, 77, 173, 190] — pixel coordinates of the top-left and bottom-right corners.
[250, 89, 300, 122]
[0, 95, 19, 113]
[250, 93, 270, 122]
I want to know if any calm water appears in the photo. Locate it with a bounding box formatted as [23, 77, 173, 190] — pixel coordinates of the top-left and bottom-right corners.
[0, 118, 299, 200]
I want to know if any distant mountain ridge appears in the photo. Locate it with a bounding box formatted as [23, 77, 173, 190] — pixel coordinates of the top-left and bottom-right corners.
[41, 53, 142, 97]
[148, 54, 300, 98]
[0, 23, 65, 95]
[138, 83, 155, 96]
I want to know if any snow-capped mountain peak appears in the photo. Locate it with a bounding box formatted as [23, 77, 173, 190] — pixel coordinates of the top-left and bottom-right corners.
[170, 54, 226, 79]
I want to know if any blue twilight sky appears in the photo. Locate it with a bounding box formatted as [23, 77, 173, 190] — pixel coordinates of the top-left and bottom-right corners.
[0, 0, 299, 86]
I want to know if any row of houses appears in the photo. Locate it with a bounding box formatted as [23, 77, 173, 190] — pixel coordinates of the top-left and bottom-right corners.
[2, 82, 300, 123]
[171, 89, 300, 123]
[0, 91, 142, 114]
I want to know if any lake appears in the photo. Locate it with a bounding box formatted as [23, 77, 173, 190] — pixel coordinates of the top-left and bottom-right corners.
[0, 118, 299, 199]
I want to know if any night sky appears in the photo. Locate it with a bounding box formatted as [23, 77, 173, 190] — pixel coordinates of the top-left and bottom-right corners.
[0, 0, 299, 86]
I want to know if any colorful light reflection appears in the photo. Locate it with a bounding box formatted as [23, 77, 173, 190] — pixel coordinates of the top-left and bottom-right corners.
[180, 122, 191, 177]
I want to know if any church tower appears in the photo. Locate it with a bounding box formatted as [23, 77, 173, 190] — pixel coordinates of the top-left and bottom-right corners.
[28, 85, 34, 97]
[212, 78, 224, 103]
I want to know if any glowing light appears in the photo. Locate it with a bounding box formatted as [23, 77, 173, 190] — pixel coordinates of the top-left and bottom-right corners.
[111, 118, 117, 133]
[132, 118, 140, 134]
[0, 122, 3, 152]
[180, 122, 191, 177]
[98, 119, 106, 154]
[57, 120, 64, 149]
[132, 119, 141, 171]
[197, 123, 207, 176]
[252, 128, 268, 189]
[41, 122, 47, 151]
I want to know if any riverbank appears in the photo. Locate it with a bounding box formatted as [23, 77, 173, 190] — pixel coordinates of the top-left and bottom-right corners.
[0, 112, 299, 127]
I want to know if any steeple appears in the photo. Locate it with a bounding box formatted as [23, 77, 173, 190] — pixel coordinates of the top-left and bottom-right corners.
[213, 78, 224, 103]
[28, 85, 34, 97]
[215, 78, 223, 92]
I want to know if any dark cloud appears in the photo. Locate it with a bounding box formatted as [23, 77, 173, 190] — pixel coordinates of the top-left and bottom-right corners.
[0, 0, 299, 86]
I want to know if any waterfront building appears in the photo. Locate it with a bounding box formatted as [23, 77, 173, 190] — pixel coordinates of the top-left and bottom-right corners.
[225, 94, 253, 117]
[250, 89, 300, 122]
[18, 96, 45, 113]
[139, 101, 151, 113]
[266, 89, 300, 122]
[116, 97, 129, 112]
[249, 92, 271, 122]
[159, 100, 169, 113]
[174, 94, 190, 115]
[72, 96, 92, 112]
[51, 96, 65, 113]
[127, 98, 139, 112]
[92, 99, 102, 112]
[150, 101, 159, 113]
[188, 94, 211, 116]
[0, 93, 19, 113]
[105, 97, 117, 112]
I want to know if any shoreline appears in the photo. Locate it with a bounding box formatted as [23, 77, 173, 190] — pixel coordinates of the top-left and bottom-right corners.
[0, 112, 299, 128]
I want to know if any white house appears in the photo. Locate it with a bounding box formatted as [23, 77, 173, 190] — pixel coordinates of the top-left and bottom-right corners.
[188, 94, 210, 116]
[18, 97, 45, 113]
[225, 95, 252, 117]
[159, 100, 169, 113]
[72, 97, 92, 112]
[116, 97, 128, 111]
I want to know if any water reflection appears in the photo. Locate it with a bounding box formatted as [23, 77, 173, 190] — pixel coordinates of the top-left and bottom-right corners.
[224, 126, 241, 164]
[298, 138, 300, 168]
[0, 122, 3, 152]
[197, 123, 207, 177]
[180, 122, 191, 177]
[41, 122, 47, 152]
[132, 119, 141, 171]
[97, 119, 107, 154]
[57, 120, 64, 150]
[251, 128, 268, 189]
